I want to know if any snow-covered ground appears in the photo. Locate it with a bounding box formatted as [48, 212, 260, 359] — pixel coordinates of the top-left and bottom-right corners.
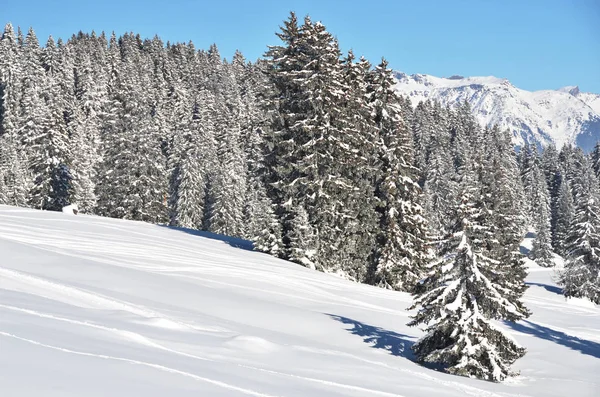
[1, 205, 598, 396]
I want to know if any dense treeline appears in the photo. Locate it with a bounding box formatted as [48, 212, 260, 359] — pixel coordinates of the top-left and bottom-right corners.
[1, 13, 598, 381]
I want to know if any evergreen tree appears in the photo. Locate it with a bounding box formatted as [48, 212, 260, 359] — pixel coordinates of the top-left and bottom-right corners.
[529, 209, 554, 267]
[264, 13, 379, 279]
[0, 26, 29, 207]
[0, 135, 29, 206]
[286, 205, 317, 266]
[408, 167, 526, 382]
[590, 141, 600, 182]
[542, 144, 563, 252]
[96, 39, 168, 222]
[553, 175, 574, 255]
[480, 126, 530, 313]
[422, 121, 455, 234]
[204, 98, 247, 238]
[559, 156, 600, 304]
[245, 178, 283, 257]
[367, 58, 429, 291]
[521, 143, 553, 266]
[168, 98, 214, 229]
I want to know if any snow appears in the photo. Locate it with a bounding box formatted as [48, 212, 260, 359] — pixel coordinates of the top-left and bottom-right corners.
[61, 204, 79, 215]
[0, 204, 599, 396]
[393, 72, 600, 151]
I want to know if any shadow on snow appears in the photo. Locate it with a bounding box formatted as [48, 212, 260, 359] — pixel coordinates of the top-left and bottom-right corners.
[506, 320, 600, 359]
[157, 224, 254, 251]
[525, 282, 563, 295]
[327, 314, 417, 360]
[519, 231, 536, 255]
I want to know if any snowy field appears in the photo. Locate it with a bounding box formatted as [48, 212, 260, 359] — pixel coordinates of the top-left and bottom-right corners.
[0, 205, 598, 397]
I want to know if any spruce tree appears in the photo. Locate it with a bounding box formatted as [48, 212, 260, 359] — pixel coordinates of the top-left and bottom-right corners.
[590, 141, 600, 182]
[245, 178, 283, 257]
[521, 144, 553, 265]
[542, 144, 563, 253]
[264, 13, 378, 279]
[168, 98, 213, 229]
[409, 167, 526, 382]
[480, 126, 530, 313]
[530, 208, 554, 267]
[559, 156, 600, 304]
[367, 58, 429, 291]
[0, 26, 29, 208]
[286, 205, 316, 267]
[553, 175, 574, 256]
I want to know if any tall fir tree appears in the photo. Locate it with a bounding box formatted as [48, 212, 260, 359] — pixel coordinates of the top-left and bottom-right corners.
[559, 155, 600, 304]
[552, 174, 574, 255]
[409, 166, 526, 382]
[480, 126, 530, 313]
[367, 58, 429, 291]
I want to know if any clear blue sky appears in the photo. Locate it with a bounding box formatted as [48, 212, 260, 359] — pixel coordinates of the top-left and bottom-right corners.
[2, 0, 599, 93]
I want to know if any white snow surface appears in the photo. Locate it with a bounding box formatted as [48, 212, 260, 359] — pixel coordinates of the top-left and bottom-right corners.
[61, 204, 79, 215]
[1, 205, 599, 396]
[394, 72, 600, 151]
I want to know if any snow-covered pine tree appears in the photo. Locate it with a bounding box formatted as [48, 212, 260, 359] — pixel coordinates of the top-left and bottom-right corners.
[286, 205, 317, 268]
[450, 101, 476, 175]
[264, 13, 378, 278]
[71, 32, 111, 211]
[408, 165, 526, 382]
[335, 51, 379, 281]
[521, 144, 553, 266]
[558, 144, 575, 179]
[0, 24, 30, 206]
[478, 126, 530, 315]
[590, 141, 600, 182]
[262, 12, 303, 257]
[367, 58, 429, 291]
[541, 144, 563, 253]
[0, 23, 23, 140]
[530, 208, 554, 267]
[421, 105, 455, 236]
[96, 34, 168, 222]
[0, 135, 30, 206]
[169, 121, 208, 229]
[244, 177, 283, 257]
[559, 155, 600, 304]
[552, 174, 574, 255]
[411, 101, 434, 183]
[25, 34, 74, 210]
[204, 95, 247, 238]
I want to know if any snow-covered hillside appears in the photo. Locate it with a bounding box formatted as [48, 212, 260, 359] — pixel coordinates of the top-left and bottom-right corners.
[394, 72, 600, 151]
[0, 205, 598, 396]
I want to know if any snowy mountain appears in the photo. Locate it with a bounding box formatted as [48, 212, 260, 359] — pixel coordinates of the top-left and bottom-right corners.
[1, 205, 599, 396]
[394, 72, 600, 151]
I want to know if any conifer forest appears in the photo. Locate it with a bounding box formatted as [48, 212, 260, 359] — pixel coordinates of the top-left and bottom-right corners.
[1, 13, 599, 382]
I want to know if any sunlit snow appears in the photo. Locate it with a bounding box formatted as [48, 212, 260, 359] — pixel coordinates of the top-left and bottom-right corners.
[0, 205, 598, 396]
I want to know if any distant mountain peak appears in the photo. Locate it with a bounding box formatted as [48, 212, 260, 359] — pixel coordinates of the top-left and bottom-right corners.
[558, 85, 580, 96]
[394, 73, 600, 151]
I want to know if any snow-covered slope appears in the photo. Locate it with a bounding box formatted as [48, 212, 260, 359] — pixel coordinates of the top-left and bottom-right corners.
[394, 72, 600, 151]
[0, 205, 598, 396]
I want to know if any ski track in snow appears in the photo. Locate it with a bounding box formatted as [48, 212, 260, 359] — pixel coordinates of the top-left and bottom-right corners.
[1, 206, 598, 397]
[0, 331, 281, 397]
[0, 221, 407, 317]
[0, 302, 524, 397]
[0, 304, 410, 397]
[0, 267, 220, 332]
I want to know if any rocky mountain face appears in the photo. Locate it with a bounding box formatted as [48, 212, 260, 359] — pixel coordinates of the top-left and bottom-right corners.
[394, 72, 600, 151]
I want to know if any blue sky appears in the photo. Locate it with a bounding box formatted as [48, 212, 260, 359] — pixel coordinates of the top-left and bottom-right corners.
[2, 0, 599, 93]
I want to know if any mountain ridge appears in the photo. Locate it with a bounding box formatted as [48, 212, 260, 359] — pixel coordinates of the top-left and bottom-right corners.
[393, 72, 600, 151]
